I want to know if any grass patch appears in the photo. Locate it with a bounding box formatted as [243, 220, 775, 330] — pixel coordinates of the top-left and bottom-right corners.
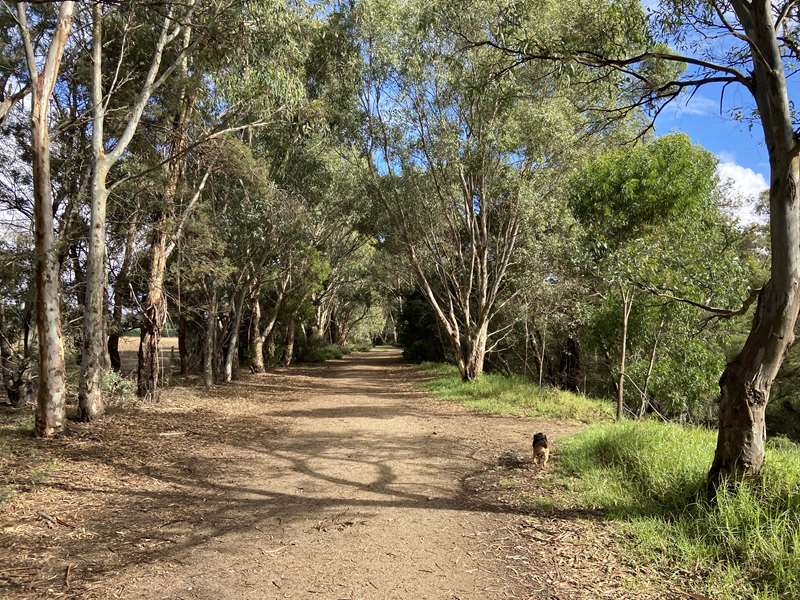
[418, 362, 612, 422]
[559, 421, 800, 599]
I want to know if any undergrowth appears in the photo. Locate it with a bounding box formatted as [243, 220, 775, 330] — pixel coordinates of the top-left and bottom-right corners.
[418, 362, 612, 422]
[559, 421, 800, 599]
[299, 342, 373, 363]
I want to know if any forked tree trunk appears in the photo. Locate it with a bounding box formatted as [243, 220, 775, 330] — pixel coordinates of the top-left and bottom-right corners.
[708, 1, 800, 491]
[136, 13, 195, 399]
[19, 2, 76, 437]
[249, 276, 288, 373]
[87, 3, 180, 408]
[458, 322, 488, 382]
[223, 291, 247, 383]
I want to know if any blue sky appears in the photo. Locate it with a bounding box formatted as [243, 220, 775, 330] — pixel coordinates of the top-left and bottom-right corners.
[656, 82, 768, 174]
[639, 1, 800, 223]
[655, 80, 774, 222]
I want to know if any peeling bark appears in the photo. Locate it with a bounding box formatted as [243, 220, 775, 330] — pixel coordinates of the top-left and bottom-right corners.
[17, 2, 75, 437]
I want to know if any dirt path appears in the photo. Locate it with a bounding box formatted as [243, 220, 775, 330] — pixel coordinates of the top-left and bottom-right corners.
[2, 348, 664, 599]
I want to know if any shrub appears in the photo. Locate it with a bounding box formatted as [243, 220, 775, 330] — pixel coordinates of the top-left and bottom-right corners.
[100, 369, 137, 403]
[300, 343, 346, 363]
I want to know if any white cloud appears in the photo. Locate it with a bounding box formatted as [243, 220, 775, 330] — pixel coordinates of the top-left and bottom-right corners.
[663, 95, 720, 117]
[716, 160, 769, 225]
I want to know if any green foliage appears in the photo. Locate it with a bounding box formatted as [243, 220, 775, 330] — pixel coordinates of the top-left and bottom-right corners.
[397, 290, 447, 363]
[560, 422, 800, 599]
[299, 342, 347, 363]
[419, 363, 612, 422]
[568, 134, 758, 421]
[100, 370, 137, 403]
[570, 133, 717, 249]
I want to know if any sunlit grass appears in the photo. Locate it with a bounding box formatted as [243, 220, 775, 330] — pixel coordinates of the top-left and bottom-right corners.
[559, 421, 800, 599]
[418, 362, 613, 422]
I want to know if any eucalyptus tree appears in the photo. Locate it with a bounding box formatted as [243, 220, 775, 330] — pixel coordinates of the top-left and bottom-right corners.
[12, 1, 75, 436]
[78, 0, 204, 417]
[358, 0, 590, 381]
[128, 0, 310, 399]
[570, 134, 719, 418]
[571, 135, 759, 422]
[478, 0, 800, 487]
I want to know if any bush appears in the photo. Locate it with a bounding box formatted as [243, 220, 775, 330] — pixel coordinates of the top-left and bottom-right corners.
[100, 369, 137, 403]
[346, 341, 373, 353]
[397, 291, 447, 363]
[559, 421, 800, 599]
[300, 343, 346, 363]
[419, 363, 612, 422]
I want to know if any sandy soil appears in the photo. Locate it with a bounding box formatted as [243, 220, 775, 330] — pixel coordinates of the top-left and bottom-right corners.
[1, 348, 668, 599]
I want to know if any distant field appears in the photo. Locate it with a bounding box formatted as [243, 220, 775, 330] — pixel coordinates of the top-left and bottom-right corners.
[117, 336, 180, 375]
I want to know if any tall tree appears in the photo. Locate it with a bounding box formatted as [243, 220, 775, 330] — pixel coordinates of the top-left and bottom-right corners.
[80, 0, 196, 418]
[358, 0, 588, 381]
[14, 1, 76, 437]
[479, 0, 800, 488]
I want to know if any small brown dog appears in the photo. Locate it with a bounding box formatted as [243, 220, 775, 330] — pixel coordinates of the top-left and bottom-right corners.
[532, 432, 549, 467]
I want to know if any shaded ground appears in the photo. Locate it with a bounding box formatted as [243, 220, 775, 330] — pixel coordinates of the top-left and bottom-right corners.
[2, 348, 668, 599]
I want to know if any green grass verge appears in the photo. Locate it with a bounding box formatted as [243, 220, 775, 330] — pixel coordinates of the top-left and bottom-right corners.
[418, 362, 613, 422]
[559, 421, 800, 599]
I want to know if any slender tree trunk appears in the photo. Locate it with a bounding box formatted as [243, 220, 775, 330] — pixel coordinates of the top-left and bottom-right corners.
[137, 234, 168, 400]
[265, 329, 276, 368]
[78, 159, 109, 420]
[284, 317, 295, 367]
[178, 313, 189, 376]
[617, 285, 633, 421]
[538, 325, 547, 387]
[639, 315, 665, 419]
[204, 285, 217, 389]
[83, 0, 174, 413]
[523, 313, 530, 378]
[108, 216, 136, 371]
[32, 119, 68, 434]
[20, 1, 75, 436]
[223, 291, 247, 382]
[249, 298, 264, 372]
